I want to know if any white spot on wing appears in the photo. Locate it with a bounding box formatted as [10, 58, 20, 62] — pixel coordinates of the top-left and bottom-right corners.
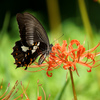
[32, 49, 36, 53]
[33, 46, 37, 50]
[37, 42, 40, 46]
[31, 42, 40, 54]
[21, 46, 29, 52]
[25, 54, 27, 57]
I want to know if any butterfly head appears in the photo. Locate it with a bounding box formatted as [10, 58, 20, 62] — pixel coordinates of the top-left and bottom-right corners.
[49, 44, 53, 53]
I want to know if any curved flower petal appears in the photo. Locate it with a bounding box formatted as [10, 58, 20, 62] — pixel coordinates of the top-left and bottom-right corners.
[24, 39, 100, 77]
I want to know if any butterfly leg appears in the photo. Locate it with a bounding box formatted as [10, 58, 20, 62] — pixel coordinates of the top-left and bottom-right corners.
[38, 53, 47, 65]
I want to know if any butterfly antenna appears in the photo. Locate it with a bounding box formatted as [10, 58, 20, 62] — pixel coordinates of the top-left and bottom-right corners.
[51, 34, 64, 44]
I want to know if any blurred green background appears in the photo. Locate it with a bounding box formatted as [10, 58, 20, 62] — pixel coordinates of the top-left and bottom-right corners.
[0, 0, 100, 100]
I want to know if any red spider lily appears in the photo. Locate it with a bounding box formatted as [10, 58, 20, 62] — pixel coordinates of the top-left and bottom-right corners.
[93, 0, 100, 3]
[93, 0, 98, 2]
[26, 39, 100, 77]
[46, 40, 100, 76]
[0, 79, 50, 100]
[0, 80, 19, 100]
[37, 80, 51, 100]
[37, 96, 42, 100]
[0, 80, 30, 100]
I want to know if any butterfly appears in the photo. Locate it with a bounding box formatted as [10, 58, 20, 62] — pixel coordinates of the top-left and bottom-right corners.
[11, 12, 53, 70]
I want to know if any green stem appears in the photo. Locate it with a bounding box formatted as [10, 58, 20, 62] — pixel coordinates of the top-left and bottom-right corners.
[0, 11, 10, 35]
[58, 79, 69, 100]
[46, 0, 62, 38]
[78, 0, 94, 46]
[69, 68, 77, 100]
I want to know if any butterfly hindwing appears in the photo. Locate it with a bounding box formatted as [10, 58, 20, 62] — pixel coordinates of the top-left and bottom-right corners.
[11, 40, 47, 69]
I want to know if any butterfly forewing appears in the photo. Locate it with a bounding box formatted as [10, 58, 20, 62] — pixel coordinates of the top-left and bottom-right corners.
[16, 13, 50, 46]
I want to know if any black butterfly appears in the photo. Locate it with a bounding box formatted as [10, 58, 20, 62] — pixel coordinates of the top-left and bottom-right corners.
[11, 12, 53, 70]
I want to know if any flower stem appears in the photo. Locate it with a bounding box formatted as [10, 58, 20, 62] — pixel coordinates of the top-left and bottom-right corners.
[46, 0, 62, 38]
[78, 0, 94, 46]
[69, 68, 77, 100]
[57, 79, 69, 100]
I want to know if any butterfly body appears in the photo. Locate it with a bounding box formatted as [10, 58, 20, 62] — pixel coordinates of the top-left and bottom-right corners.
[11, 13, 53, 69]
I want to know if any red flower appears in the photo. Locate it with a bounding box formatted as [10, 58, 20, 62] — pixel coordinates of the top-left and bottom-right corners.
[25, 39, 100, 77]
[47, 40, 100, 76]
[93, 0, 100, 3]
[37, 96, 42, 100]
[0, 80, 19, 100]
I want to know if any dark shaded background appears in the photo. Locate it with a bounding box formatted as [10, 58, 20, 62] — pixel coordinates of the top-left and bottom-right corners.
[0, 0, 100, 31]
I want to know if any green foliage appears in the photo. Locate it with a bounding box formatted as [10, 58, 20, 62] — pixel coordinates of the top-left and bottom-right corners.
[0, 11, 100, 100]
